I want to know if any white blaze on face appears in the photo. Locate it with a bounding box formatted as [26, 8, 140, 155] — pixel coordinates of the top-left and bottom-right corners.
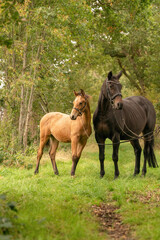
[70, 96, 85, 120]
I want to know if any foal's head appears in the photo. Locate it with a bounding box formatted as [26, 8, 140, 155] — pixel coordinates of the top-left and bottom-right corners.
[70, 89, 88, 120]
[106, 71, 123, 110]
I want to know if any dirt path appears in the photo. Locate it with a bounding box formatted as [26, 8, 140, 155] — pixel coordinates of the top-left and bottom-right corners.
[92, 203, 135, 240]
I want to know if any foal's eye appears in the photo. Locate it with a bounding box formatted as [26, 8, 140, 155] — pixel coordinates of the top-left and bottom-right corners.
[79, 102, 82, 105]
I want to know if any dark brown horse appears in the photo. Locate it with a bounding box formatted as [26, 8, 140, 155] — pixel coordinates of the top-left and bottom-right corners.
[93, 71, 158, 179]
[34, 89, 92, 176]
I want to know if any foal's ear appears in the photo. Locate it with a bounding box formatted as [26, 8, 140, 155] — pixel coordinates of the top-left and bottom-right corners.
[74, 90, 78, 96]
[108, 71, 112, 80]
[80, 89, 85, 96]
[117, 71, 122, 79]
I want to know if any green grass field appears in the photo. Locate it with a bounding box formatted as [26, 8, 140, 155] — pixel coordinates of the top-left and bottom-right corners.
[0, 141, 160, 240]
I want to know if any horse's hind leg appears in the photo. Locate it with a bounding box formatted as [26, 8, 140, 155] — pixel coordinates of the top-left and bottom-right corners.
[49, 136, 59, 175]
[34, 134, 50, 174]
[130, 140, 142, 176]
[142, 136, 158, 176]
[142, 139, 148, 176]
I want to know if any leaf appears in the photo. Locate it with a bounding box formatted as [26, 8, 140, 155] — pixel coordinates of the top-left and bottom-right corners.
[0, 221, 13, 229]
[7, 202, 17, 212]
[0, 194, 6, 200]
[0, 235, 12, 240]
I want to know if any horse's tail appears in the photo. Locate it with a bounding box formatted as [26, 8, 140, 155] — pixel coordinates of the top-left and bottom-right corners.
[146, 139, 158, 168]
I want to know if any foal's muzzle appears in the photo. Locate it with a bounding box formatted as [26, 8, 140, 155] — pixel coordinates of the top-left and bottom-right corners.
[70, 114, 77, 120]
[70, 108, 80, 120]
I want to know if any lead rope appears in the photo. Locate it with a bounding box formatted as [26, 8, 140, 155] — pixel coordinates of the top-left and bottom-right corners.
[95, 110, 160, 146]
[112, 109, 156, 141]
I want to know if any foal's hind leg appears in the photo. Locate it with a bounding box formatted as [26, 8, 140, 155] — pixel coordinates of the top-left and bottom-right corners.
[34, 134, 50, 174]
[49, 136, 59, 175]
[130, 140, 142, 176]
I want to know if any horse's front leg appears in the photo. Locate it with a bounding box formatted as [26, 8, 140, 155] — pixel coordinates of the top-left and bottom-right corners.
[95, 133, 105, 178]
[112, 134, 120, 179]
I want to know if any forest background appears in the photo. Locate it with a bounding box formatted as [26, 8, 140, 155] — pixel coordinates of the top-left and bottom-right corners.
[0, 0, 160, 157]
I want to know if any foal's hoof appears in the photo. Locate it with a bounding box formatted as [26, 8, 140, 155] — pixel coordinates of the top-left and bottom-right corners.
[34, 169, 39, 175]
[71, 175, 76, 179]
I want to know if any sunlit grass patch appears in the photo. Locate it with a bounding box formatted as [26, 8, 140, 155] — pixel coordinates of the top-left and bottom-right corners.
[0, 142, 160, 240]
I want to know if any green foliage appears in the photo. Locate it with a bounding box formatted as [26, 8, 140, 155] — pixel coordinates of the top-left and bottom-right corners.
[0, 0, 159, 152]
[0, 194, 18, 240]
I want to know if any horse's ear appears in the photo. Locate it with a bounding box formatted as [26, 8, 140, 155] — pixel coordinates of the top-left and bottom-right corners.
[74, 90, 78, 96]
[80, 89, 85, 96]
[108, 71, 112, 80]
[117, 71, 122, 79]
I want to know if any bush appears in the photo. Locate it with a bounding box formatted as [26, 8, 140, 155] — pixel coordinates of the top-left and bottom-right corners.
[0, 194, 18, 240]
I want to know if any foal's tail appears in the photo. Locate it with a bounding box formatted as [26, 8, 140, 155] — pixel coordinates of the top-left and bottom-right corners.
[145, 138, 158, 168]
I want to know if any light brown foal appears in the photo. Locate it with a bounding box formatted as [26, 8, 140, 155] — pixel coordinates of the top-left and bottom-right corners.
[34, 89, 92, 176]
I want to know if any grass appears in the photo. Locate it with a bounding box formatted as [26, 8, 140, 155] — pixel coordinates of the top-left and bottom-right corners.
[0, 140, 160, 240]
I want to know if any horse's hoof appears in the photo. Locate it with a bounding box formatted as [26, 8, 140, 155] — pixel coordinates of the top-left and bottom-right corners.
[133, 173, 139, 177]
[100, 171, 105, 178]
[141, 173, 146, 177]
[100, 175, 104, 179]
[54, 171, 59, 175]
[114, 175, 119, 180]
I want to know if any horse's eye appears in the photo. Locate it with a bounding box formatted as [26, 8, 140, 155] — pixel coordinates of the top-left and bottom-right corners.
[110, 85, 114, 89]
[79, 102, 82, 105]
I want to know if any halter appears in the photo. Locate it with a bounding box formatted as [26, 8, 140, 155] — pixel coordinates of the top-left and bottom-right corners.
[73, 100, 87, 116]
[106, 80, 122, 104]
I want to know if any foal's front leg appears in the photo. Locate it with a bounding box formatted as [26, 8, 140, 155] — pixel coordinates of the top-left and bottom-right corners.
[71, 137, 87, 176]
[71, 137, 79, 176]
[112, 134, 120, 179]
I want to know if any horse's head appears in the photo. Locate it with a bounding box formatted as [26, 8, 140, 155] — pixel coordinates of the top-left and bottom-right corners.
[106, 71, 123, 110]
[70, 89, 87, 120]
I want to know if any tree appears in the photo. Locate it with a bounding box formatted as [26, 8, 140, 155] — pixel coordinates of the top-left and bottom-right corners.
[88, 0, 160, 95]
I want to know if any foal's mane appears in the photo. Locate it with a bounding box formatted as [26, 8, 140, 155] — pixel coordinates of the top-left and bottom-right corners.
[76, 91, 90, 101]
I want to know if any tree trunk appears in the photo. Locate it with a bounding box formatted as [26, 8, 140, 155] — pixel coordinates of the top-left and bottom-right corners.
[18, 84, 25, 146]
[23, 85, 34, 150]
[18, 40, 28, 147]
[22, 44, 42, 150]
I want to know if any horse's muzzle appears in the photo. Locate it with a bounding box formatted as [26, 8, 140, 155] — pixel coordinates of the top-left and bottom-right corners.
[116, 102, 123, 110]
